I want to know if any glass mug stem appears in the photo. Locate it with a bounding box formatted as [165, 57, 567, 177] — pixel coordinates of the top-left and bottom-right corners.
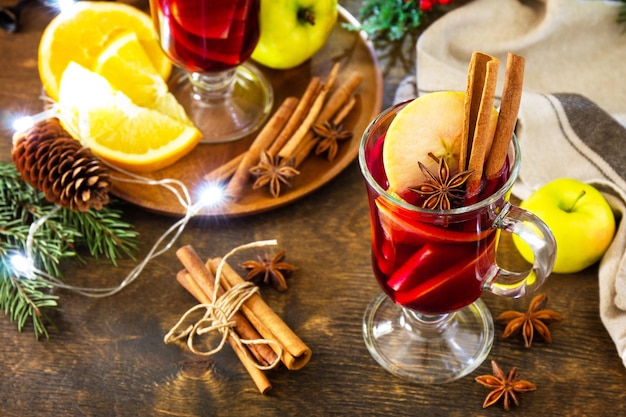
[188, 69, 237, 102]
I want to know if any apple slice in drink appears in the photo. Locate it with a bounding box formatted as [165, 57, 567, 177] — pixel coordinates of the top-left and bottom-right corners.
[386, 242, 477, 293]
[375, 196, 493, 244]
[394, 237, 497, 313]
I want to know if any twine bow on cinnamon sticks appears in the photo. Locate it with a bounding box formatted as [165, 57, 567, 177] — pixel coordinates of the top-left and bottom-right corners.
[165, 241, 312, 394]
[205, 63, 363, 200]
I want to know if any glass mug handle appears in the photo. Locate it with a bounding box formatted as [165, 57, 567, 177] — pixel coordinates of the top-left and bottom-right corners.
[485, 203, 556, 297]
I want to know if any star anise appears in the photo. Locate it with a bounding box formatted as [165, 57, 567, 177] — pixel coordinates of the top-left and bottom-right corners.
[249, 151, 300, 198]
[495, 293, 563, 348]
[312, 121, 353, 161]
[475, 360, 536, 410]
[409, 152, 473, 210]
[240, 251, 296, 292]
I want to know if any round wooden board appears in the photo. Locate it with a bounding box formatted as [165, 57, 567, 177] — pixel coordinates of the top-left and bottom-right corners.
[109, 7, 383, 217]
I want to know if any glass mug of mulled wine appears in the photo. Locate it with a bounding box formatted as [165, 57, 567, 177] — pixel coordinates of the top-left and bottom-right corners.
[358, 99, 556, 384]
[149, 0, 273, 143]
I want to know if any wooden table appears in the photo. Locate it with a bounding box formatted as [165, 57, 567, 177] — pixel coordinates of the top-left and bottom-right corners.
[1, 1, 624, 416]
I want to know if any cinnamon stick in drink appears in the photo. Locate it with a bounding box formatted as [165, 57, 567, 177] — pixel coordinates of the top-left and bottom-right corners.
[485, 53, 525, 180]
[175, 246, 279, 368]
[463, 52, 499, 199]
[175, 270, 272, 394]
[208, 257, 312, 371]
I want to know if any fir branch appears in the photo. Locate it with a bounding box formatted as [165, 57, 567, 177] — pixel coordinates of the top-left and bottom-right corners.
[0, 162, 140, 338]
[346, 0, 426, 41]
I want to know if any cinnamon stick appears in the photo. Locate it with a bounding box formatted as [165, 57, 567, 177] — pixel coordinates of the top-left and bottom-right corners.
[333, 95, 357, 126]
[267, 77, 322, 156]
[175, 246, 278, 368]
[315, 71, 363, 126]
[175, 270, 272, 394]
[485, 53, 525, 180]
[464, 52, 499, 199]
[277, 63, 341, 161]
[208, 257, 312, 371]
[204, 152, 246, 183]
[279, 70, 362, 162]
[226, 97, 299, 200]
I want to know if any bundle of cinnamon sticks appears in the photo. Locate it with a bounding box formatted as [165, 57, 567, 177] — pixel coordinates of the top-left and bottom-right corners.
[461, 51, 525, 203]
[205, 63, 363, 200]
[173, 245, 311, 394]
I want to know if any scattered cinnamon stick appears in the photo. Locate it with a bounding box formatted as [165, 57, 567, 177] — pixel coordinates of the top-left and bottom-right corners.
[315, 71, 363, 126]
[485, 53, 525, 180]
[464, 52, 499, 199]
[333, 95, 357, 126]
[226, 97, 299, 200]
[267, 77, 322, 156]
[204, 152, 246, 183]
[175, 246, 279, 368]
[175, 270, 272, 394]
[279, 69, 362, 163]
[208, 257, 312, 371]
[277, 63, 340, 161]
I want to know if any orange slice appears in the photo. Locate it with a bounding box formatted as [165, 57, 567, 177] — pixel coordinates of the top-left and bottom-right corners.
[58, 62, 201, 173]
[38, 1, 171, 101]
[94, 31, 191, 126]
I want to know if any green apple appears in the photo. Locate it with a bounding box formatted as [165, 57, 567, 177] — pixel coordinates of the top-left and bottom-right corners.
[251, 0, 338, 69]
[383, 91, 498, 195]
[513, 178, 616, 274]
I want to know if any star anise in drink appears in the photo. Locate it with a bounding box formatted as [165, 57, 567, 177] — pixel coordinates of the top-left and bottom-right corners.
[249, 151, 300, 198]
[409, 152, 473, 210]
[476, 360, 536, 410]
[495, 293, 563, 348]
[240, 251, 296, 292]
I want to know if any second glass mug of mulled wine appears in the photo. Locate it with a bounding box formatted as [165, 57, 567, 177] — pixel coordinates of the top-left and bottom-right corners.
[358, 99, 556, 384]
[149, 0, 273, 143]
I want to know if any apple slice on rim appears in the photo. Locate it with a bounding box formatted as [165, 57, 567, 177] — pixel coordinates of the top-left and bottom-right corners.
[382, 91, 498, 198]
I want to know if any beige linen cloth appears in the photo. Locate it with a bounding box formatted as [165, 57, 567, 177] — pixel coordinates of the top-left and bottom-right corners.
[394, 0, 626, 368]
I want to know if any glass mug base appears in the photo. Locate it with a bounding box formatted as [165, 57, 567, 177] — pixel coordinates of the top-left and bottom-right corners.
[168, 62, 273, 144]
[363, 292, 494, 384]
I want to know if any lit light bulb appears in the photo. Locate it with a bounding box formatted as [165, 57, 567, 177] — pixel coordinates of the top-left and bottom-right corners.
[9, 253, 35, 279]
[12, 109, 58, 133]
[198, 183, 227, 209]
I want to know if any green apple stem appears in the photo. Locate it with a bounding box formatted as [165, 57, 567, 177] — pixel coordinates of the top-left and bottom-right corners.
[298, 7, 315, 25]
[566, 190, 586, 212]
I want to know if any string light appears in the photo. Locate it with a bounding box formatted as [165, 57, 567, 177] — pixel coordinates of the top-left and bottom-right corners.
[8, 110, 237, 298]
[8, 254, 35, 279]
[12, 109, 59, 133]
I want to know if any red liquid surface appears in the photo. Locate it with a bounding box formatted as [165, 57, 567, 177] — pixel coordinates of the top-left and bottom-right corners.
[151, 0, 260, 72]
[366, 134, 510, 314]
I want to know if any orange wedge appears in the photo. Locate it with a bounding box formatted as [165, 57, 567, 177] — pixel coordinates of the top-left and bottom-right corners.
[58, 63, 201, 173]
[94, 31, 192, 126]
[38, 1, 171, 101]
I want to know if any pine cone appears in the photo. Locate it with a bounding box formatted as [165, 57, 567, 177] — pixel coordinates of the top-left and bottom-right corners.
[11, 118, 111, 212]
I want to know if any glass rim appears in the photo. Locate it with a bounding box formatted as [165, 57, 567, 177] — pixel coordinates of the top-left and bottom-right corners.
[358, 101, 521, 216]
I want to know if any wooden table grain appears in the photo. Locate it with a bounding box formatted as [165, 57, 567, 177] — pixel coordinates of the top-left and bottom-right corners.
[1, 1, 624, 416]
